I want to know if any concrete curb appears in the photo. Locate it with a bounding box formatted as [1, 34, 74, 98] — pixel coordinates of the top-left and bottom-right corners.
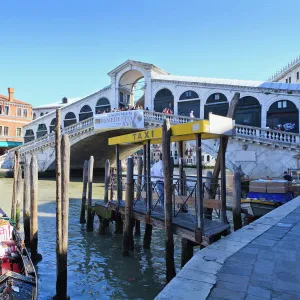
[155, 196, 300, 300]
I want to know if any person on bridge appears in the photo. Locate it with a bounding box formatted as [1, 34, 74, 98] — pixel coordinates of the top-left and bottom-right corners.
[151, 153, 164, 212]
[283, 171, 293, 182]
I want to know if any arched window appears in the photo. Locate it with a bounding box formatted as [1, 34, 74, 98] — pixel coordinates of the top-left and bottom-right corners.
[64, 112, 77, 128]
[40, 112, 44, 117]
[95, 98, 111, 114]
[154, 89, 174, 113]
[204, 93, 229, 119]
[36, 124, 47, 138]
[235, 96, 261, 127]
[178, 90, 200, 117]
[79, 105, 93, 121]
[24, 129, 35, 143]
[179, 91, 199, 100]
[207, 155, 210, 162]
[267, 100, 299, 133]
[33, 113, 36, 120]
[50, 118, 56, 133]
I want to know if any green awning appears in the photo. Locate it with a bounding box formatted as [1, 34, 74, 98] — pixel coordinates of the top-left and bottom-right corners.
[0, 141, 23, 147]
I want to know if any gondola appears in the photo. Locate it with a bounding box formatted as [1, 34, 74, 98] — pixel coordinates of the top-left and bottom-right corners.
[0, 208, 37, 299]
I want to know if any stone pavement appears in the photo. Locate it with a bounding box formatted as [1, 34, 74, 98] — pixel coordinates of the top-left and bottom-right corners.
[156, 197, 300, 300]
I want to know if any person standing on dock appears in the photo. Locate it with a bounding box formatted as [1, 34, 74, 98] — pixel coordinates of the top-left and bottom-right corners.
[151, 153, 164, 212]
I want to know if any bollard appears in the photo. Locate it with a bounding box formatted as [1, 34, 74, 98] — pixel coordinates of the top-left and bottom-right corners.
[80, 160, 88, 224]
[122, 157, 134, 256]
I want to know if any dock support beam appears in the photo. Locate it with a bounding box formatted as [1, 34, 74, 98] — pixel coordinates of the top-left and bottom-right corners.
[80, 160, 88, 224]
[220, 137, 228, 224]
[181, 238, 195, 268]
[123, 157, 134, 256]
[178, 141, 184, 195]
[104, 159, 110, 203]
[195, 133, 204, 242]
[116, 145, 122, 201]
[146, 140, 152, 213]
[86, 156, 94, 232]
[233, 167, 242, 231]
[163, 119, 176, 283]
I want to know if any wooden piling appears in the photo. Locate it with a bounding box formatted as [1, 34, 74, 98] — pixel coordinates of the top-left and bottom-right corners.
[204, 171, 213, 219]
[220, 136, 228, 224]
[181, 238, 195, 268]
[55, 109, 63, 297]
[146, 140, 152, 212]
[232, 168, 242, 231]
[30, 155, 38, 260]
[196, 134, 204, 232]
[178, 141, 184, 195]
[122, 157, 134, 256]
[23, 157, 31, 248]
[11, 150, 20, 221]
[60, 134, 70, 299]
[136, 156, 143, 199]
[114, 214, 123, 234]
[116, 145, 122, 201]
[104, 159, 110, 203]
[80, 160, 88, 224]
[15, 165, 22, 230]
[143, 224, 152, 249]
[86, 156, 94, 231]
[162, 119, 176, 283]
[134, 219, 141, 236]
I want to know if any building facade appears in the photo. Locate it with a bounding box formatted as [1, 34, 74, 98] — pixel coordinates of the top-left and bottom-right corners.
[0, 88, 32, 155]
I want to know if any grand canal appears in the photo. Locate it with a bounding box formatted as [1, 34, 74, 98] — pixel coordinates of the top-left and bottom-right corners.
[0, 170, 233, 299]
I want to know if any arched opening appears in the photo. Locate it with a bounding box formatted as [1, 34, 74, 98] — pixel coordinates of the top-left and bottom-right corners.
[118, 70, 145, 108]
[204, 93, 229, 119]
[40, 112, 44, 117]
[235, 96, 261, 127]
[24, 129, 35, 143]
[178, 90, 200, 118]
[36, 124, 47, 138]
[33, 113, 36, 120]
[64, 112, 77, 127]
[79, 105, 93, 121]
[50, 118, 56, 133]
[267, 100, 299, 132]
[95, 98, 111, 114]
[154, 88, 174, 113]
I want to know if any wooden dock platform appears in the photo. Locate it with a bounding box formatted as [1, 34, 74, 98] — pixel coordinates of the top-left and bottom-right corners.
[94, 200, 230, 246]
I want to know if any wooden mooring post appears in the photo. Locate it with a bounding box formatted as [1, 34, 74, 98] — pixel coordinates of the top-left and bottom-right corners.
[23, 157, 31, 248]
[15, 165, 22, 230]
[181, 238, 196, 268]
[60, 134, 70, 299]
[162, 119, 176, 283]
[104, 159, 110, 203]
[30, 155, 39, 261]
[86, 156, 94, 231]
[122, 157, 134, 256]
[80, 160, 88, 224]
[135, 156, 143, 236]
[11, 150, 20, 221]
[232, 168, 242, 231]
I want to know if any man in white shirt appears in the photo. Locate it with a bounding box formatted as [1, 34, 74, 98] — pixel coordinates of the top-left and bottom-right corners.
[151, 153, 164, 212]
[190, 111, 194, 118]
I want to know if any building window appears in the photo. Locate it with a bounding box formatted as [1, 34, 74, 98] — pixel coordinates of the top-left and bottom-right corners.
[4, 106, 9, 115]
[289, 77, 291, 83]
[16, 128, 22, 137]
[23, 109, 28, 118]
[4, 127, 9, 136]
[277, 100, 287, 109]
[207, 155, 210, 162]
[297, 72, 299, 80]
[40, 112, 44, 117]
[286, 78, 288, 83]
[17, 108, 22, 117]
[0, 126, 2, 135]
[202, 155, 204, 161]
[215, 94, 220, 100]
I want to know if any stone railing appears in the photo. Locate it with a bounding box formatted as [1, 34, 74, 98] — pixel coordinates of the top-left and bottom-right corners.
[235, 125, 300, 145]
[144, 110, 196, 124]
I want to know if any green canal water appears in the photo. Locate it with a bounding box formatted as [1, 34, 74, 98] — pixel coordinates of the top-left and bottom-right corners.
[0, 170, 233, 299]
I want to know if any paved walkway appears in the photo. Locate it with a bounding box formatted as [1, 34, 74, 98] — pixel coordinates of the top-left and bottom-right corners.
[156, 197, 300, 300]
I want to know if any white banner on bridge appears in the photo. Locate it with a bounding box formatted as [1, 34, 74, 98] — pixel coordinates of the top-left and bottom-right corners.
[94, 110, 144, 130]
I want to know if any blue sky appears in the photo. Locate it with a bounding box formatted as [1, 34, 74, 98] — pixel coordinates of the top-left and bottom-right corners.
[1, 0, 300, 106]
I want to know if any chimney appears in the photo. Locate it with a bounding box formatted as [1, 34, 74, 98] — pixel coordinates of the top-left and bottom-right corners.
[8, 87, 14, 102]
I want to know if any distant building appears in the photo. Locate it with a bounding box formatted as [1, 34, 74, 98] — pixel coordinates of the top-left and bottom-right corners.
[0, 88, 32, 155]
[268, 55, 300, 84]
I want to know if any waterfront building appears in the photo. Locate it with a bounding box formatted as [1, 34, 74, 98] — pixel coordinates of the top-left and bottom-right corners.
[268, 55, 300, 84]
[0, 88, 32, 155]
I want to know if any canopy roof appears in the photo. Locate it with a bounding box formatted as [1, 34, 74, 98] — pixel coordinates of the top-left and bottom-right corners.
[108, 114, 233, 146]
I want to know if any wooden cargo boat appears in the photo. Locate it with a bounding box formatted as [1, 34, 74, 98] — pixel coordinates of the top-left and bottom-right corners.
[0, 208, 37, 299]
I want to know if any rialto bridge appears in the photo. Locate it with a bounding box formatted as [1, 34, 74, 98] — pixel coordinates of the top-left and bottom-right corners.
[2, 60, 300, 178]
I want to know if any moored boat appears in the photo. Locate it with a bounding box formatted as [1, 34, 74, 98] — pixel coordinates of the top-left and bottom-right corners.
[0, 208, 37, 299]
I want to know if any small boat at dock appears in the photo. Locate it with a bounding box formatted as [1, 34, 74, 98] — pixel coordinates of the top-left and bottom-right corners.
[0, 208, 37, 299]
